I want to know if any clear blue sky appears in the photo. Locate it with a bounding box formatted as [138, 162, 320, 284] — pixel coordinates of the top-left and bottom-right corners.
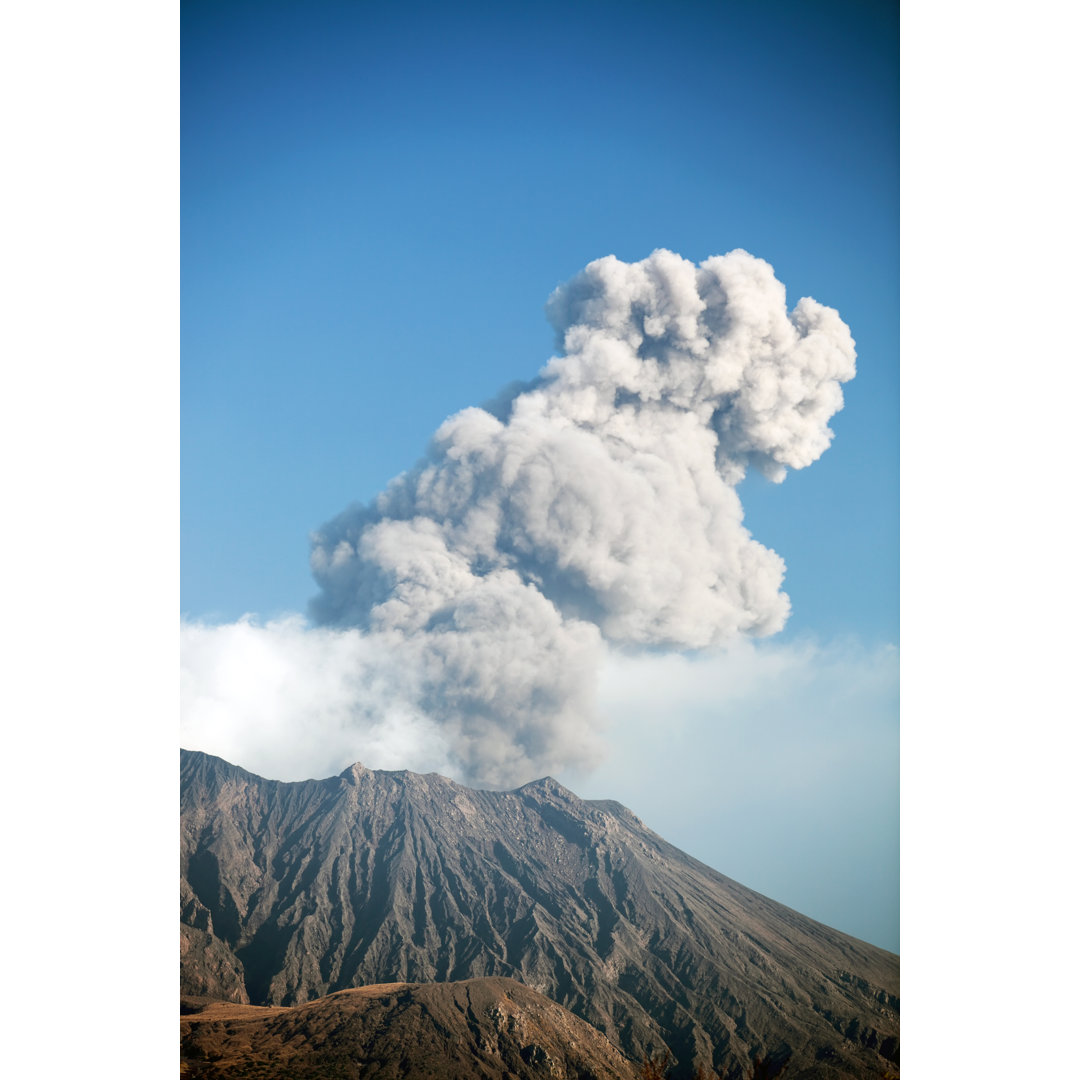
[182, 0, 898, 949]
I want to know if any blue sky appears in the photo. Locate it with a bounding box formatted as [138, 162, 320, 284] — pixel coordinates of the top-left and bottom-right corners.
[182, 0, 899, 950]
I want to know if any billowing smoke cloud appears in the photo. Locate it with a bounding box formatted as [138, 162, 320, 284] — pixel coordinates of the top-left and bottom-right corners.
[305, 249, 856, 787]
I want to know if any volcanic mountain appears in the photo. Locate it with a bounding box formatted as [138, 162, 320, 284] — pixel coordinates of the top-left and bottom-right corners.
[181, 749, 899, 1078]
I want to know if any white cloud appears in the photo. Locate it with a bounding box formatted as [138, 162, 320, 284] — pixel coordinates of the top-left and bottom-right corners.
[180, 615, 452, 782]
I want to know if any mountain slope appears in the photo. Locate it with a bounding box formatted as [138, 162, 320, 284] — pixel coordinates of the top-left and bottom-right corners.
[181, 976, 639, 1079]
[180, 749, 898, 1078]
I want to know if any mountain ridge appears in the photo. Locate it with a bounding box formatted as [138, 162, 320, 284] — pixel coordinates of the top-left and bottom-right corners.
[181, 976, 641, 1079]
[181, 748, 898, 1078]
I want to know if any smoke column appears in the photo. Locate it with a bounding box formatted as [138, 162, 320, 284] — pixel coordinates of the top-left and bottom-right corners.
[308, 249, 856, 787]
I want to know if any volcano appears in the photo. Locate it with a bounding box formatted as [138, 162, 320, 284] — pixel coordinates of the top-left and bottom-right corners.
[181, 749, 898, 1078]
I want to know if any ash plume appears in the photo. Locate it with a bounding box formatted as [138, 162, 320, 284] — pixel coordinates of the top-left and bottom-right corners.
[308, 249, 856, 787]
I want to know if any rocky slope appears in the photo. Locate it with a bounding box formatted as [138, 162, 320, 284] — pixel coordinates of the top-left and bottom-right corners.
[181, 976, 639, 1079]
[181, 749, 899, 1078]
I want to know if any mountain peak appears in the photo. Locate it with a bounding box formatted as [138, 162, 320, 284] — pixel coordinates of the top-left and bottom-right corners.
[515, 774, 576, 799]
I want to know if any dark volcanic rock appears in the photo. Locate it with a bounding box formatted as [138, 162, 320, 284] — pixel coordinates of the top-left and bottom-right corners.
[181, 877, 249, 1003]
[180, 976, 638, 1079]
[181, 749, 899, 1078]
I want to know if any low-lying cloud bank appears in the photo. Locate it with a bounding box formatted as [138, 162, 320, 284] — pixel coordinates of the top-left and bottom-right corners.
[180, 615, 454, 783]
[181, 616, 897, 791]
[253, 249, 856, 787]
